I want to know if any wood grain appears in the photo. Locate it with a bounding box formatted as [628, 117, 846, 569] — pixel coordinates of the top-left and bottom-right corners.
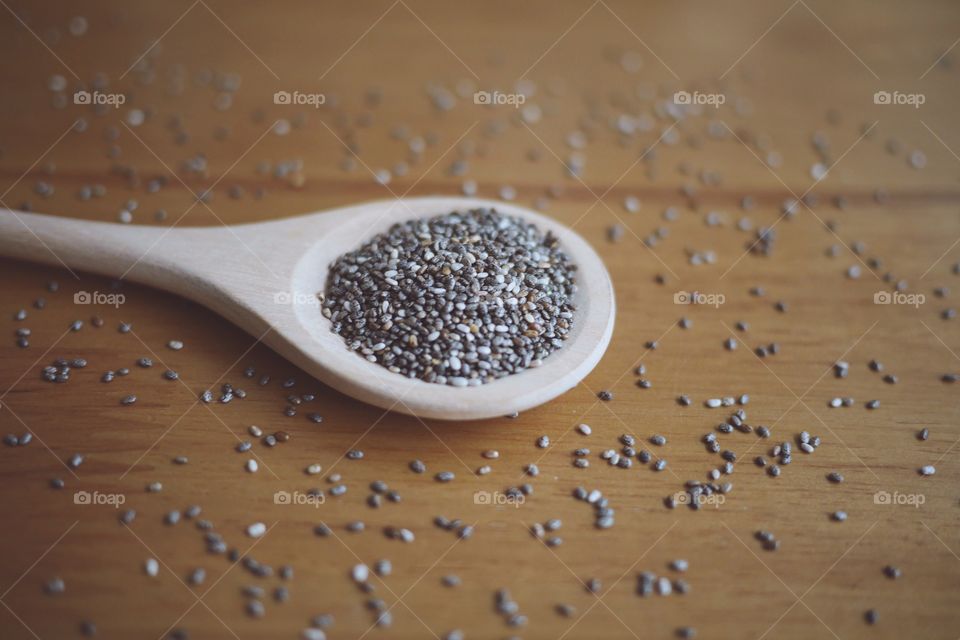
[1, 1, 959, 639]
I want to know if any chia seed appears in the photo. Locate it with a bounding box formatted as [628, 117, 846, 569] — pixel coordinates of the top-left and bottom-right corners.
[322, 209, 577, 386]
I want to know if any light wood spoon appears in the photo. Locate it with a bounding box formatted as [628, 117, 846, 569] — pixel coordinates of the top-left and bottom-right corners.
[0, 197, 615, 420]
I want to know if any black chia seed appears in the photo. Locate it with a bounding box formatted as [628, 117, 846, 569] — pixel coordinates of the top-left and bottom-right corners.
[322, 208, 577, 386]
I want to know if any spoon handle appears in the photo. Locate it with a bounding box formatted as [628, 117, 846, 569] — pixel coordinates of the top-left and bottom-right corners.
[0, 209, 224, 286]
[0, 209, 167, 276]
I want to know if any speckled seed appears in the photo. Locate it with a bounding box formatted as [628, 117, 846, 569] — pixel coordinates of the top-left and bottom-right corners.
[374, 559, 392, 577]
[45, 577, 65, 595]
[323, 209, 576, 386]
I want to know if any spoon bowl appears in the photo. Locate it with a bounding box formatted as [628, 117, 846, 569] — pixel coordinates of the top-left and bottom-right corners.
[0, 197, 615, 420]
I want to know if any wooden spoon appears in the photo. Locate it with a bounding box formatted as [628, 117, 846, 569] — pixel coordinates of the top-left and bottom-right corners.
[0, 197, 615, 420]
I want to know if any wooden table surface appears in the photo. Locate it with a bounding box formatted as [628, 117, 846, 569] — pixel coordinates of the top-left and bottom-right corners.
[1, 1, 959, 638]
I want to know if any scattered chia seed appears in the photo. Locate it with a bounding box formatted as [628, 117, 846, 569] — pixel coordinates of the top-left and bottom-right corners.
[44, 577, 65, 595]
[438, 574, 461, 588]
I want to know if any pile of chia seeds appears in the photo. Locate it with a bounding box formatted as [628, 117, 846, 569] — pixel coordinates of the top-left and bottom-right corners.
[321, 208, 577, 386]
